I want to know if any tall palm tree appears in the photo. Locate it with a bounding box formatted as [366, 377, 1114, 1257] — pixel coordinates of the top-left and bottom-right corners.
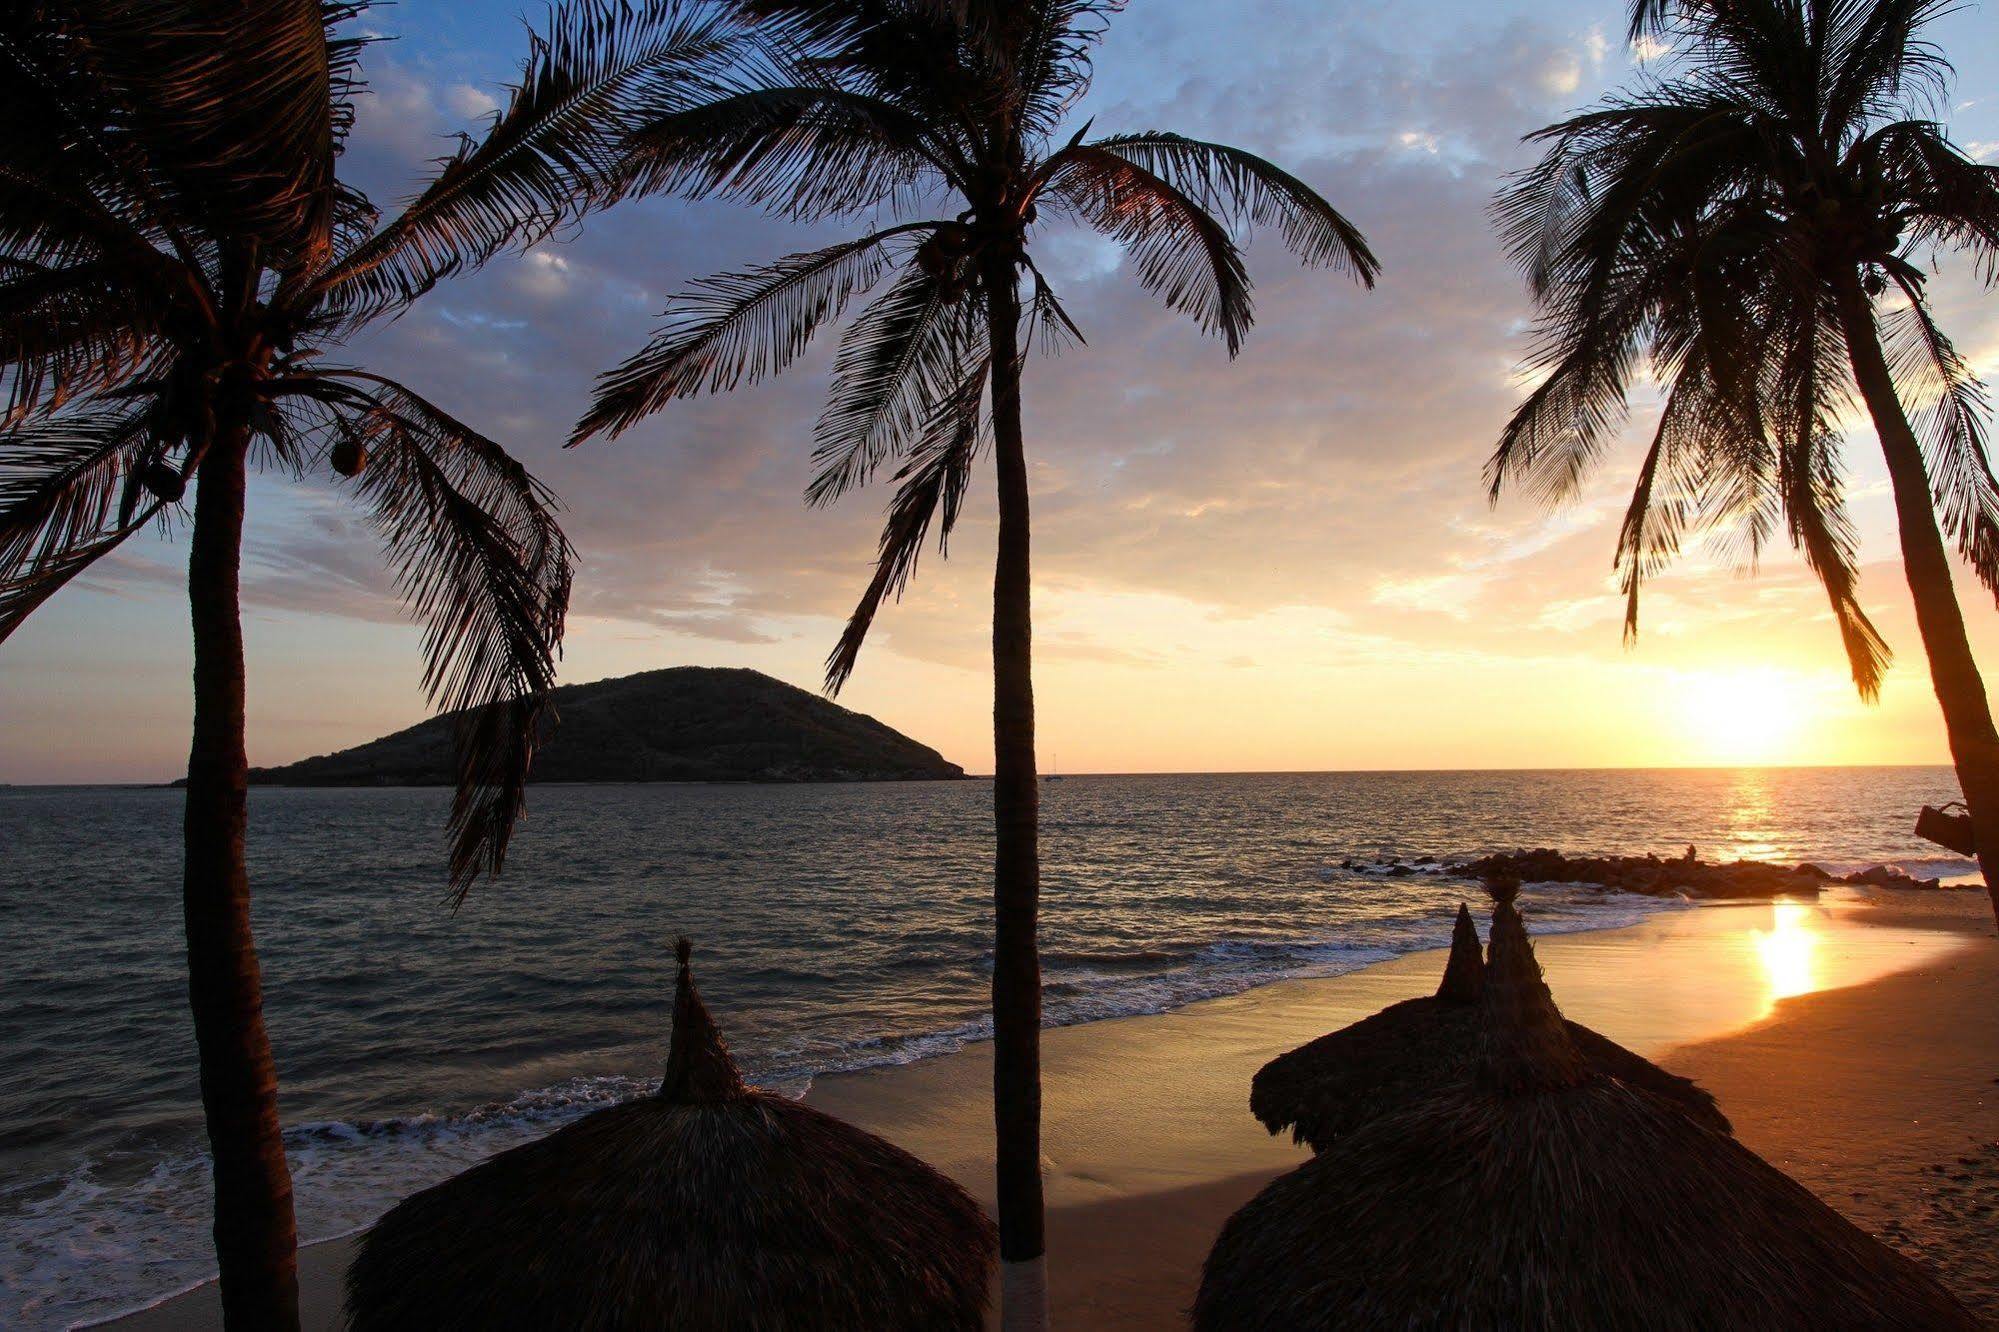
[567, 3, 1377, 1322]
[0, 3, 749, 1324]
[1491, 0, 1999, 920]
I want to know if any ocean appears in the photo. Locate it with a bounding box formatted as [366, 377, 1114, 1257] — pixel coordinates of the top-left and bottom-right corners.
[0, 767, 1974, 1327]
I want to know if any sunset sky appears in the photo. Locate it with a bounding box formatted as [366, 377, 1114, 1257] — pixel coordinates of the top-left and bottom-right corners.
[5, 0, 1999, 782]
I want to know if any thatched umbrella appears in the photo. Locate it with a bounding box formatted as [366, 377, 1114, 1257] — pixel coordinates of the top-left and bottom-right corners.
[1249, 900, 1728, 1150]
[1196, 896, 1979, 1330]
[345, 940, 996, 1331]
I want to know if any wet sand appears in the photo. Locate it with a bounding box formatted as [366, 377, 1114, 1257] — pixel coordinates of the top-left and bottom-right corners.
[113, 889, 1994, 1329]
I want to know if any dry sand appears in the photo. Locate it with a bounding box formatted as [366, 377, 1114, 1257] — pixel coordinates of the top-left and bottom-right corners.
[113, 889, 1996, 1329]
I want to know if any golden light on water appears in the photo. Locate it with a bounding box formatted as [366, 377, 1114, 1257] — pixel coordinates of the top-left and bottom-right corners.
[1753, 900, 1820, 1011]
[1721, 769, 1781, 861]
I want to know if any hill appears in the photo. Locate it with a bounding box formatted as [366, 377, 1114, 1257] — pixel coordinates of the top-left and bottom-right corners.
[246, 667, 965, 785]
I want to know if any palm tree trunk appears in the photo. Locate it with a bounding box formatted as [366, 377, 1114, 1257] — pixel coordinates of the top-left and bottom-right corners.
[984, 250, 1049, 1330]
[1835, 273, 1999, 930]
[184, 421, 301, 1328]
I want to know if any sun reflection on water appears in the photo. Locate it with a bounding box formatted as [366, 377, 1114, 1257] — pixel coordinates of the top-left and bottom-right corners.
[1722, 769, 1782, 862]
[1753, 900, 1820, 1011]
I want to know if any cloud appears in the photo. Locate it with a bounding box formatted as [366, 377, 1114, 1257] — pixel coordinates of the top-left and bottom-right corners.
[1631, 35, 1673, 63]
[111, 12, 1966, 676]
[445, 81, 500, 119]
[24, 0, 1998, 780]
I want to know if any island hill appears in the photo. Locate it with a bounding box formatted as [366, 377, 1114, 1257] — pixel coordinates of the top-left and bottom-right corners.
[245, 667, 965, 786]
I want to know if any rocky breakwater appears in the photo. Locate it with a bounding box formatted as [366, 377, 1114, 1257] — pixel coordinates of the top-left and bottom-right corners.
[1451, 848, 1946, 898]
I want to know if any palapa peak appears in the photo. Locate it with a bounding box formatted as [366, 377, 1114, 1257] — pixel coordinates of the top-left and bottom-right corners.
[1434, 903, 1484, 1003]
[661, 937, 748, 1103]
[1479, 896, 1587, 1094]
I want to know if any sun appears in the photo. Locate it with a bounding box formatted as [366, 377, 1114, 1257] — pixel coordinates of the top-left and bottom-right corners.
[1673, 667, 1808, 766]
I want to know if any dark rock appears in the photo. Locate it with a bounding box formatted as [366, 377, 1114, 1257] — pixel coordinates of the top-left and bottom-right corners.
[1455, 848, 1825, 900]
[1457, 848, 1965, 897]
[1842, 864, 1943, 891]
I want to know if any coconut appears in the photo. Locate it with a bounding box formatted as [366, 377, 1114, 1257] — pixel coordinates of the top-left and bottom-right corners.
[331, 436, 369, 478]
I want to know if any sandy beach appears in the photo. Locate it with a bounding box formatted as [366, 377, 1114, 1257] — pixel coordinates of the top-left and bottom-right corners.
[114, 887, 1998, 1329]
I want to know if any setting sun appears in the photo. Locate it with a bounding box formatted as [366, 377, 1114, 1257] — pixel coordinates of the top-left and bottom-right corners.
[6, 0, 1999, 1326]
[1674, 668, 1811, 766]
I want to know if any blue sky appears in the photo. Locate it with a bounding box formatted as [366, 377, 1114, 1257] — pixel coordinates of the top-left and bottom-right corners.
[4, 0, 1998, 783]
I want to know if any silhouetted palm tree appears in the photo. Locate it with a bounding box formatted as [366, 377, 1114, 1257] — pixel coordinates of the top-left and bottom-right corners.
[0, 3, 743, 1324]
[568, 4, 1376, 1322]
[1492, 0, 1999, 919]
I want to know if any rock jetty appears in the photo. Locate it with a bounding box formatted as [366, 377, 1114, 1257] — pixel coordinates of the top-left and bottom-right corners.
[1451, 848, 1945, 897]
[1335, 849, 1952, 896]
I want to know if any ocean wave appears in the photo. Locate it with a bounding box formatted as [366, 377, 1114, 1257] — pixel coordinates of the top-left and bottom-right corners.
[1041, 944, 1205, 968]
[1811, 855, 1980, 880]
[13, 882, 1682, 1330]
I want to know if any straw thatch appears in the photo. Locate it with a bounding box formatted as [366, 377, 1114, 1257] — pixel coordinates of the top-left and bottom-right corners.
[1433, 901, 1485, 1002]
[1250, 900, 1728, 1149]
[1197, 899, 1979, 1331]
[345, 940, 996, 1331]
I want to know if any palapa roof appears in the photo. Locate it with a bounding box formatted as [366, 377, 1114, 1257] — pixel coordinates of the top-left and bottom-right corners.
[1249, 900, 1728, 1150]
[1434, 900, 1486, 1002]
[345, 939, 996, 1332]
[1197, 899, 1978, 1331]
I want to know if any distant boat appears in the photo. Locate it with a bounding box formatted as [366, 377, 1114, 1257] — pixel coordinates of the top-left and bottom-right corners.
[1044, 754, 1066, 782]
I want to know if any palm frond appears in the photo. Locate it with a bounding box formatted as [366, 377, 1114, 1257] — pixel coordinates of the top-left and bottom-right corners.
[1082, 132, 1377, 284]
[0, 11, 207, 276]
[1044, 144, 1251, 354]
[809, 254, 982, 506]
[1023, 259, 1084, 357]
[0, 159, 181, 285]
[1881, 277, 1999, 603]
[1864, 120, 1999, 280]
[621, 85, 948, 219]
[1614, 373, 1703, 640]
[1775, 292, 1889, 699]
[84, 0, 359, 265]
[0, 406, 159, 642]
[987, 0, 1121, 141]
[1488, 317, 1644, 506]
[1822, 0, 1957, 128]
[824, 353, 988, 693]
[1787, 428, 1891, 700]
[321, 0, 747, 315]
[572, 224, 928, 443]
[319, 371, 572, 896]
[0, 259, 171, 422]
[1499, 93, 1761, 306]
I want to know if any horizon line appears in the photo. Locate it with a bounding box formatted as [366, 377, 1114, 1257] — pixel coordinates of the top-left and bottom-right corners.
[0, 759, 1960, 789]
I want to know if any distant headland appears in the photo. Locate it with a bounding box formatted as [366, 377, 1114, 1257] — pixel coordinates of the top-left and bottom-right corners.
[232, 667, 965, 786]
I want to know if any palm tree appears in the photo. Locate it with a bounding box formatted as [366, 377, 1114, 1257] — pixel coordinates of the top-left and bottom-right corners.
[1491, 0, 1999, 922]
[0, 3, 749, 1324]
[567, 3, 1377, 1322]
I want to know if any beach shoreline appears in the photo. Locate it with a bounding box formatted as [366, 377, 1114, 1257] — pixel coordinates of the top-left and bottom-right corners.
[108, 887, 1995, 1330]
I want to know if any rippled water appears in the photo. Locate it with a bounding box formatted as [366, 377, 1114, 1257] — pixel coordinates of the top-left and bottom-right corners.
[0, 767, 1972, 1327]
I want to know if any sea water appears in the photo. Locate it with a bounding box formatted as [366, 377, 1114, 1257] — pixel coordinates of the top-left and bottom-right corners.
[0, 767, 1972, 1326]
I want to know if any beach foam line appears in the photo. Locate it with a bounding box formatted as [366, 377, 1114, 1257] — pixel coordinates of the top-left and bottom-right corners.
[13, 882, 1684, 1331]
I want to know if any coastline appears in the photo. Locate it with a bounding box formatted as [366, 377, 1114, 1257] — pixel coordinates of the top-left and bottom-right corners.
[109, 888, 1994, 1329]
